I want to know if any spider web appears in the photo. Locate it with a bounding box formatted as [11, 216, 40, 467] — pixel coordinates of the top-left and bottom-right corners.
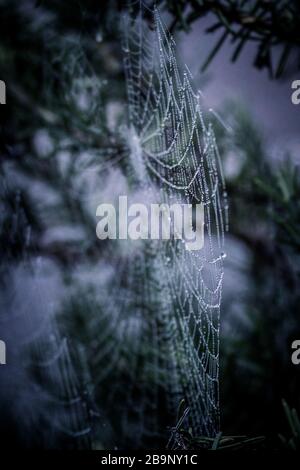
[23, 321, 93, 449]
[88, 0, 228, 447]
[0, 255, 95, 449]
[0, 1, 227, 449]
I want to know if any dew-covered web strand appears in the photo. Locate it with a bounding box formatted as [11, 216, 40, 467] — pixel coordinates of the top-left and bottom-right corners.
[34, 0, 228, 447]
[105, 1, 228, 443]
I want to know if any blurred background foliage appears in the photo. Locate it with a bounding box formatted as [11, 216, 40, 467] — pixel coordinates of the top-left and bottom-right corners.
[0, 0, 300, 450]
[158, 0, 300, 78]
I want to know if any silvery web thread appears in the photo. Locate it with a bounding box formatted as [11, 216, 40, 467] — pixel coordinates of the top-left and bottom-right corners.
[24, 327, 92, 447]
[2, 257, 94, 448]
[120, 0, 228, 441]
[84, 0, 227, 447]
[28, 47, 125, 448]
[10, 46, 114, 448]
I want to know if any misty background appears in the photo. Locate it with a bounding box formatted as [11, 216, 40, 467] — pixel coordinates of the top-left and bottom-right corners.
[0, 0, 300, 450]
